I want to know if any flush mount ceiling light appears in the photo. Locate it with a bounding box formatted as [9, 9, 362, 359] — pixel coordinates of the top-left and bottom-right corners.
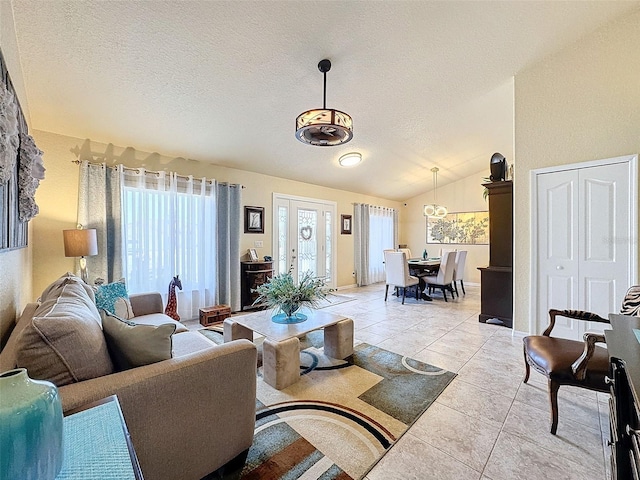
[423, 167, 448, 218]
[338, 152, 362, 167]
[295, 59, 353, 147]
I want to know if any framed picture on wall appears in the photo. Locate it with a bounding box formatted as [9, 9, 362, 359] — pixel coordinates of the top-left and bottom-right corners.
[248, 248, 259, 261]
[244, 206, 264, 234]
[341, 214, 352, 235]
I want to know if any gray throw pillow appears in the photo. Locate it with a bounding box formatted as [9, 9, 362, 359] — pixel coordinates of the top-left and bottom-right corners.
[101, 311, 176, 371]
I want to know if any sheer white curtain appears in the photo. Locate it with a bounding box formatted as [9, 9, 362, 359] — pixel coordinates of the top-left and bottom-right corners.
[121, 168, 216, 320]
[354, 204, 398, 286]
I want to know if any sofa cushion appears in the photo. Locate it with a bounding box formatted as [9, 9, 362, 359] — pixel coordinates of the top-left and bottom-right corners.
[101, 311, 176, 370]
[172, 330, 218, 357]
[16, 276, 114, 386]
[38, 272, 95, 304]
[133, 313, 189, 333]
[94, 279, 134, 319]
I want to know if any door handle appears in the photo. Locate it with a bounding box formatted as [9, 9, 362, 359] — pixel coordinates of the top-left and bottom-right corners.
[556, 265, 564, 270]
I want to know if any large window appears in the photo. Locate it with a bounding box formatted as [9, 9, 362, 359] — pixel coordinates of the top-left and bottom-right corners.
[121, 170, 216, 319]
[367, 207, 395, 284]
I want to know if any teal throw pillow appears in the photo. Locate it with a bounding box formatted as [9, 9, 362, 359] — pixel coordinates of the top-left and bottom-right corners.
[94, 279, 134, 319]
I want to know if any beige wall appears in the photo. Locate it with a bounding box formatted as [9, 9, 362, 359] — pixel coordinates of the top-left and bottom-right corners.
[402, 174, 490, 284]
[0, 2, 33, 348]
[30, 131, 403, 296]
[514, 10, 640, 333]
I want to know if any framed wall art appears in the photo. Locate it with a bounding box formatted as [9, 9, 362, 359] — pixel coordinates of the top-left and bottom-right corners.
[426, 211, 489, 245]
[0, 48, 41, 252]
[244, 206, 264, 234]
[341, 214, 352, 235]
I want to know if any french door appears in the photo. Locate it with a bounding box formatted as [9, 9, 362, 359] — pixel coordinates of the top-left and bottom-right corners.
[272, 194, 337, 289]
[533, 155, 637, 339]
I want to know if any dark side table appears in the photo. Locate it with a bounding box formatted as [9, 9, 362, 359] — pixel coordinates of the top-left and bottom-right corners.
[57, 395, 143, 479]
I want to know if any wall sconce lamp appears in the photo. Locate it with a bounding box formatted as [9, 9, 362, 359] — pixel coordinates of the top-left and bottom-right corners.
[63, 228, 98, 283]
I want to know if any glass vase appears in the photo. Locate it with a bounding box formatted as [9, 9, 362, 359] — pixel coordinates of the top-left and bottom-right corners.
[272, 302, 308, 324]
[0, 368, 64, 480]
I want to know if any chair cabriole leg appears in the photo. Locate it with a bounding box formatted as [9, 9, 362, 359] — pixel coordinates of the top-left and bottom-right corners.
[460, 280, 465, 295]
[549, 379, 560, 435]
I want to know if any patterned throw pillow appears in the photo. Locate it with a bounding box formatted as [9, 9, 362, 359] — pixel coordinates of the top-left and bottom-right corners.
[94, 279, 134, 319]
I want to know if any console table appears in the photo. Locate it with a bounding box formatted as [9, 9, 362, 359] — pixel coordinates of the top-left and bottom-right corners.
[57, 396, 143, 479]
[605, 314, 640, 480]
[240, 260, 274, 311]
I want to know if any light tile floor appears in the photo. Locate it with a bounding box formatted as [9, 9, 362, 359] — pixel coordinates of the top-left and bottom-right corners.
[321, 284, 610, 480]
[189, 283, 611, 479]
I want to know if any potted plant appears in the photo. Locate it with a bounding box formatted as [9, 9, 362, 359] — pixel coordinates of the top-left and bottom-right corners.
[253, 270, 328, 324]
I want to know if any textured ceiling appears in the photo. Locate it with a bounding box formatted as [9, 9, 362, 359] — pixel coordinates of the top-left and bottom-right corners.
[9, 1, 640, 200]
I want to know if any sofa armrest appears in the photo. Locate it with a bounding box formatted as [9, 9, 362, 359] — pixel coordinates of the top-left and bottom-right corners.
[129, 292, 164, 317]
[59, 339, 257, 480]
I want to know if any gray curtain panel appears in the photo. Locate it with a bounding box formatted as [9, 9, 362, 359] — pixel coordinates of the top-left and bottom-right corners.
[353, 203, 370, 286]
[216, 183, 242, 312]
[77, 161, 123, 284]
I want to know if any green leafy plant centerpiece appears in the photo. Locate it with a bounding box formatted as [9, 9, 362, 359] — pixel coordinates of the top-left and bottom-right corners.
[253, 270, 328, 324]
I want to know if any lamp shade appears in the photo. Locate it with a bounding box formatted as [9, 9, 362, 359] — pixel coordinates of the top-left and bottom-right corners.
[63, 229, 98, 257]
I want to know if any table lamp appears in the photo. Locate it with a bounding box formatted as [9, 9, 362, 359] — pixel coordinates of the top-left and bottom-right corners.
[63, 228, 98, 283]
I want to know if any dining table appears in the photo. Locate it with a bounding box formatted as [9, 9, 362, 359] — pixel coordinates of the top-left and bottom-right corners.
[407, 257, 441, 301]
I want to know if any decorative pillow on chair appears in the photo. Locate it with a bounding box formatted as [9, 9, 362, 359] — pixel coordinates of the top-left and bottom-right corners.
[101, 310, 176, 371]
[94, 279, 134, 319]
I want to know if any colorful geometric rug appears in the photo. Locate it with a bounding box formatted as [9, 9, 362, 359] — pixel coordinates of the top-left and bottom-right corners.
[200, 330, 455, 480]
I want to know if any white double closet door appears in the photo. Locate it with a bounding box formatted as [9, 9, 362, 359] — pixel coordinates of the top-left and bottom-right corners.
[272, 194, 337, 289]
[534, 155, 637, 339]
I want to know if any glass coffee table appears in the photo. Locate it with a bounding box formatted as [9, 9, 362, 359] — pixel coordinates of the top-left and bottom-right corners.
[224, 309, 354, 390]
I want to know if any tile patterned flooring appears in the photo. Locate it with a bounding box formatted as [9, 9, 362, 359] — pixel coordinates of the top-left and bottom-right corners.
[189, 283, 611, 479]
[322, 284, 610, 480]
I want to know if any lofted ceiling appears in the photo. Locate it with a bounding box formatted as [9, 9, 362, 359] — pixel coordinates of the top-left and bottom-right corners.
[8, 1, 640, 201]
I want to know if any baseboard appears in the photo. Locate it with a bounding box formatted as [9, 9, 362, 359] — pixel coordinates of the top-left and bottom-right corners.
[335, 284, 357, 290]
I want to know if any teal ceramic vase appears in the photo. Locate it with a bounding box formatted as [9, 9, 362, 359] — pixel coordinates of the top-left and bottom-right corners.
[0, 368, 64, 480]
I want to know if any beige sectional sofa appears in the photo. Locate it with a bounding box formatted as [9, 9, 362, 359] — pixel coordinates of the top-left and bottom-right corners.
[0, 273, 257, 480]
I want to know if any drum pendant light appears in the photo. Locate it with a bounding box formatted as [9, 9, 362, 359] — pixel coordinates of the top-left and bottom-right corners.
[295, 59, 353, 146]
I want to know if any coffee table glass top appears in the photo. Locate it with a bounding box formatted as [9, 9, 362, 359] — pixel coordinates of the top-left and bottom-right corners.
[231, 309, 349, 342]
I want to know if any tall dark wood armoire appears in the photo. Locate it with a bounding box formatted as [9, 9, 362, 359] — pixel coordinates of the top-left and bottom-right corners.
[478, 180, 513, 327]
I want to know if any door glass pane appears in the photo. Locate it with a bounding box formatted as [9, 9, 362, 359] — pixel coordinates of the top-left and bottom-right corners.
[325, 211, 332, 282]
[297, 208, 317, 276]
[278, 206, 288, 274]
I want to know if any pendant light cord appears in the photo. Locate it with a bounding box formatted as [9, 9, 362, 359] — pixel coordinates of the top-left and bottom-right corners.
[323, 70, 327, 109]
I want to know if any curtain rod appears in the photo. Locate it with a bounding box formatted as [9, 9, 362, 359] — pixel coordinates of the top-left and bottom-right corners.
[71, 159, 245, 188]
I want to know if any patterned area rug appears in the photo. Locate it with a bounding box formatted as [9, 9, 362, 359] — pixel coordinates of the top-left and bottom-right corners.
[201, 330, 455, 480]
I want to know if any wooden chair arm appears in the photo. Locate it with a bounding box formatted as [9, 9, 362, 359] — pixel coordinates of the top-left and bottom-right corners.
[543, 309, 609, 336]
[571, 332, 606, 380]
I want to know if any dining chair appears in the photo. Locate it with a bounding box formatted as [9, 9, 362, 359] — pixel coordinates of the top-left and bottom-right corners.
[398, 248, 412, 260]
[384, 251, 419, 304]
[452, 250, 468, 296]
[523, 285, 640, 434]
[422, 251, 456, 301]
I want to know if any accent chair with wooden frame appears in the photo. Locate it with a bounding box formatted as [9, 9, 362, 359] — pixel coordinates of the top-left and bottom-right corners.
[523, 285, 640, 434]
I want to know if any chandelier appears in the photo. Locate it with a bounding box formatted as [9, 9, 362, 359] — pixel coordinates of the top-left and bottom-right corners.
[423, 167, 448, 218]
[295, 59, 353, 146]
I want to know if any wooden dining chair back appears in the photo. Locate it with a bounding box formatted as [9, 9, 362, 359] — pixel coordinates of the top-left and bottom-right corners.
[383, 251, 419, 304]
[523, 285, 640, 434]
[423, 251, 456, 301]
[452, 250, 468, 297]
